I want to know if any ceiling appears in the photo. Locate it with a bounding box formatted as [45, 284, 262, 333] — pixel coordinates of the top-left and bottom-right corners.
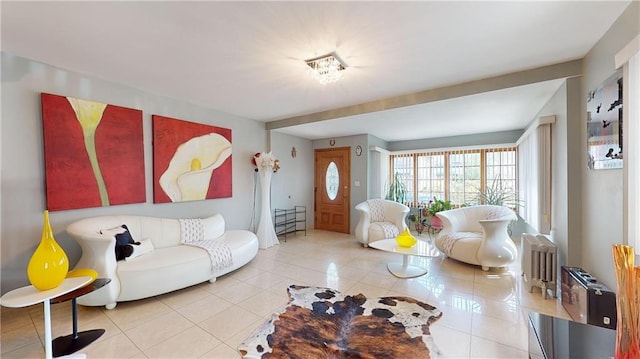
[1, 1, 632, 142]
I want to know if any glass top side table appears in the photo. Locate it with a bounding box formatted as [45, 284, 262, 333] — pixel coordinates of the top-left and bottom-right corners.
[51, 278, 111, 357]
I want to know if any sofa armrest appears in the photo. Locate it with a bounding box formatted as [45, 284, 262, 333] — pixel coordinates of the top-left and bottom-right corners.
[384, 202, 410, 232]
[479, 218, 514, 225]
[69, 234, 115, 276]
[436, 209, 465, 233]
[355, 202, 371, 244]
[67, 230, 120, 308]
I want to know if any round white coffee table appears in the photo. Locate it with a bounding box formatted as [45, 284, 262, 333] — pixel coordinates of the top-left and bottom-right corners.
[369, 238, 441, 278]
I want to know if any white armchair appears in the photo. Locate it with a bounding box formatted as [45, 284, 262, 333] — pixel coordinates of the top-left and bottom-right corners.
[434, 205, 517, 271]
[355, 199, 409, 247]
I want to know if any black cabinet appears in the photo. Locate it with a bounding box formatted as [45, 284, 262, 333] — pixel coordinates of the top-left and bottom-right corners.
[274, 206, 306, 241]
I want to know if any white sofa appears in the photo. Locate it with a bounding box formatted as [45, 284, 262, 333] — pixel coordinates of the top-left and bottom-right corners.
[355, 199, 409, 247]
[67, 214, 258, 309]
[434, 205, 517, 271]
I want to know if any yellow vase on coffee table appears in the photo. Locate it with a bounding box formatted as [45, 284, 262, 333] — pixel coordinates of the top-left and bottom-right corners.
[27, 210, 69, 291]
[396, 228, 417, 248]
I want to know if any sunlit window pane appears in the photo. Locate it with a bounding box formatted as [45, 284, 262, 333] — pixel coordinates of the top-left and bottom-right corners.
[484, 149, 518, 208]
[325, 162, 339, 200]
[416, 153, 445, 205]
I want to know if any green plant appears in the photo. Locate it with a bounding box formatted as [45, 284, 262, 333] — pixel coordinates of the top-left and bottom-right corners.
[426, 197, 452, 216]
[408, 213, 426, 226]
[476, 175, 522, 208]
[385, 172, 407, 204]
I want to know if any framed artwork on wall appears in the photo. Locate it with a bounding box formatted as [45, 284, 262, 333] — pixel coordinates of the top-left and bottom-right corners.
[152, 115, 232, 203]
[587, 71, 623, 170]
[41, 93, 145, 211]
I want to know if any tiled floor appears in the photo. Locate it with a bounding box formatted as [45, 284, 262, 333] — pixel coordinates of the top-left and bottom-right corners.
[1, 230, 570, 358]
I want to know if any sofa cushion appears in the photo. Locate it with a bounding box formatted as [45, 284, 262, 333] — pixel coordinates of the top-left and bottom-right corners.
[117, 245, 213, 301]
[438, 231, 482, 257]
[203, 214, 225, 240]
[368, 199, 386, 222]
[115, 225, 137, 246]
[178, 214, 225, 243]
[125, 239, 155, 261]
[369, 222, 400, 242]
[101, 224, 140, 260]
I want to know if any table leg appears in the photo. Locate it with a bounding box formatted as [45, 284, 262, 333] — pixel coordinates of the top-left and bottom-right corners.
[52, 298, 104, 357]
[44, 299, 53, 359]
[387, 254, 428, 278]
[72, 298, 78, 338]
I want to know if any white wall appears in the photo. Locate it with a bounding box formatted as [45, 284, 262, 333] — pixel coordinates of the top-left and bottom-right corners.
[581, 1, 639, 288]
[268, 131, 314, 229]
[1, 53, 267, 293]
[530, 78, 581, 275]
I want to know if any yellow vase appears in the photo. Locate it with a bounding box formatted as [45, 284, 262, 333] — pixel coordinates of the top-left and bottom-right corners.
[396, 228, 417, 248]
[27, 210, 69, 291]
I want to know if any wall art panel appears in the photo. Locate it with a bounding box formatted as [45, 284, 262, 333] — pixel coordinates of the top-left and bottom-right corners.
[587, 71, 623, 170]
[152, 115, 232, 203]
[41, 93, 145, 211]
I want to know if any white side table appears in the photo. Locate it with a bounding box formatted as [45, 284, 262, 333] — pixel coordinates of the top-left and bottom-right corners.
[0, 277, 92, 359]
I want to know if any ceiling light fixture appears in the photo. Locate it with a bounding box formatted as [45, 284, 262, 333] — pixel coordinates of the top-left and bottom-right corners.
[305, 53, 346, 85]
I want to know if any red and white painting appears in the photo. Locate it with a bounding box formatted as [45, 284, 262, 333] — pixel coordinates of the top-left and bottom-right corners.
[41, 93, 145, 211]
[152, 115, 232, 203]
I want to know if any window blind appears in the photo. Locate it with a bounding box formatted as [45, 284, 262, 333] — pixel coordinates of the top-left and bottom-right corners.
[390, 146, 517, 208]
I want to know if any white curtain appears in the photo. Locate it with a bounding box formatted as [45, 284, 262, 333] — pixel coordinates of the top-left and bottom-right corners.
[518, 120, 552, 234]
[370, 146, 390, 199]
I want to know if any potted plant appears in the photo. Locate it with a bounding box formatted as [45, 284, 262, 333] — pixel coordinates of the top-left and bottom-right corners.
[476, 175, 522, 208]
[407, 211, 427, 234]
[385, 172, 407, 204]
[425, 197, 452, 229]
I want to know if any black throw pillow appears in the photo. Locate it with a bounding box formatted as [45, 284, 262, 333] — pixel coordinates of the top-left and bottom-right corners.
[106, 225, 141, 261]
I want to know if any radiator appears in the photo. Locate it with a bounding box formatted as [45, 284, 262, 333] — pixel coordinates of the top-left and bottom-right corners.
[521, 233, 557, 299]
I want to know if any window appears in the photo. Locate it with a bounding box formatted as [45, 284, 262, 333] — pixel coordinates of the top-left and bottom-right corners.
[485, 148, 518, 207]
[390, 147, 518, 208]
[391, 154, 415, 204]
[449, 151, 481, 205]
[325, 162, 339, 200]
[416, 153, 445, 204]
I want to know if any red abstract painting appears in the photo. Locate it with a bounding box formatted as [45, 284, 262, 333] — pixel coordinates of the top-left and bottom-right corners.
[152, 115, 232, 203]
[41, 93, 145, 211]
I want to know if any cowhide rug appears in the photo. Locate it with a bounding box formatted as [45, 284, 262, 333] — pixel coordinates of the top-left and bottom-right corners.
[238, 285, 443, 359]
